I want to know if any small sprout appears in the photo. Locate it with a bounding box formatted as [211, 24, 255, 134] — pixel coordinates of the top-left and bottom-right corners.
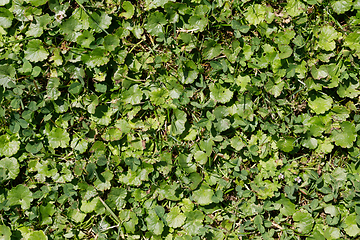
[55, 10, 67, 23]
[278, 173, 284, 179]
[295, 176, 302, 184]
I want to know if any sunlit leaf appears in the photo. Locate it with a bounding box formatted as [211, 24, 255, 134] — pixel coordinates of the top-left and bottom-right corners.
[8, 185, 33, 210]
[192, 184, 214, 205]
[308, 92, 333, 114]
[24, 39, 49, 63]
[331, 121, 356, 148]
[48, 128, 70, 148]
[293, 210, 314, 234]
[0, 134, 20, 157]
[0, 8, 13, 28]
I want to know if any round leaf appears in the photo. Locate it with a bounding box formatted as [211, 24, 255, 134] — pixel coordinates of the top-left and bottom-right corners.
[293, 210, 314, 234]
[48, 128, 70, 149]
[0, 134, 20, 157]
[331, 0, 352, 14]
[28, 231, 47, 240]
[0, 225, 11, 240]
[166, 206, 186, 228]
[0, 65, 15, 88]
[331, 121, 357, 148]
[192, 184, 214, 206]
[209, 83, 233, 104]
[0, 8, 13, 28]
[81, 48, 109, 68]
[24, 40, 49, 63]
[120, 1, 134, 19]
[344, 213, 360, 237]
[277, 136, 295, 152]
[308, 92, 333, 114]
[8, 185, 33, 210]
[145, 12, 167, 36]
[0, 157, 19, 180]
[103, 34, 120, 51]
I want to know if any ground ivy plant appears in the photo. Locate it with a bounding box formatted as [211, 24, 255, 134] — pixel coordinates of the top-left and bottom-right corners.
[1, 0, 360, 239]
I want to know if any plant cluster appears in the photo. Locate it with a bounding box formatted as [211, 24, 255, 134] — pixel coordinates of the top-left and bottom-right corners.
[1, 0, 360, 239]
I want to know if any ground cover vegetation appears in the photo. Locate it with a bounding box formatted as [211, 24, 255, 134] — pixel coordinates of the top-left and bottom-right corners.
[1, 0, 360, 239]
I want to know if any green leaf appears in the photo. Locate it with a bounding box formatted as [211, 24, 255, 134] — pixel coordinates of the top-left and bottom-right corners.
[40, 203, 56, 225]
[265, 79, 285, 97]
[337, 80, 360, 98]
[123, 84, 143, 105]
[81, 48, 109, 68]
[324, 227, 341, 240]
[330, 105, 350, 121]
[25, 14, 51, 37]
[68, 82, 83, 95]
[0, 157, 19, 180]
[145, 12, 167, 36]
[344, 32, 360, 56]
[166, 206, 186, 228]
[214, 118, 231, 132]
[277, 136, 295, 152]
[157, 182, 180, 201]
[302, 137, 318, 149]
[203, 40, 221, 60]
[102, 127, 122, 141]
[308, 92, 333, 114]
[91, 105, 115, 126]
[145, 211, 164, 235]
[24, 39, 49, 63]
[94, 170, 113, 191]
[236, 75, 251, 92]
[80, 198, 98, 213]
[344, 213, 360, 237]
[89, 11, 112, 32]
[26, 0, 48, 6]
[0, 134, 20, 157]
[293, 210, 314, 234]
[355, 0, 360, 9]
[331, 121, 356, 148]
[171, 109, 187, 135]
[120, 1, 134, 19]
[331, 0, 352, 14]
[68, 209, 86, 223]
[8, 185, 33, 210]
[107, 188, 127, 210]
[209, 83, 233, 104]
[0, 64, 15, 88]
[324, 206, 339, 219]
[286, 0, 306, 17]
[0, 0, 10, 6]
[183, 210, 204, 235]
[0, 225, 11, 240]
[46, 77, 61, 100]
[274, 31, 296, 45]
[318, 25, 340, 51]
[150, 88, 168, 105]
[123, 211, 138, 233]
[244, 4, 266, 25]
[278, 44, 293, 59]
[277, 195, 296, 216]
[103, 34, 120, 51]
[48, 128, 70, 149]
[178, 61, 199, 84]
[76, 30, 95, 48]
[144, 0, 175, 10]
[59, 18, 82, 41]
[188, 15, 208, 32]
[0, 8, 13, 28]
[192, 184, 214, 206]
